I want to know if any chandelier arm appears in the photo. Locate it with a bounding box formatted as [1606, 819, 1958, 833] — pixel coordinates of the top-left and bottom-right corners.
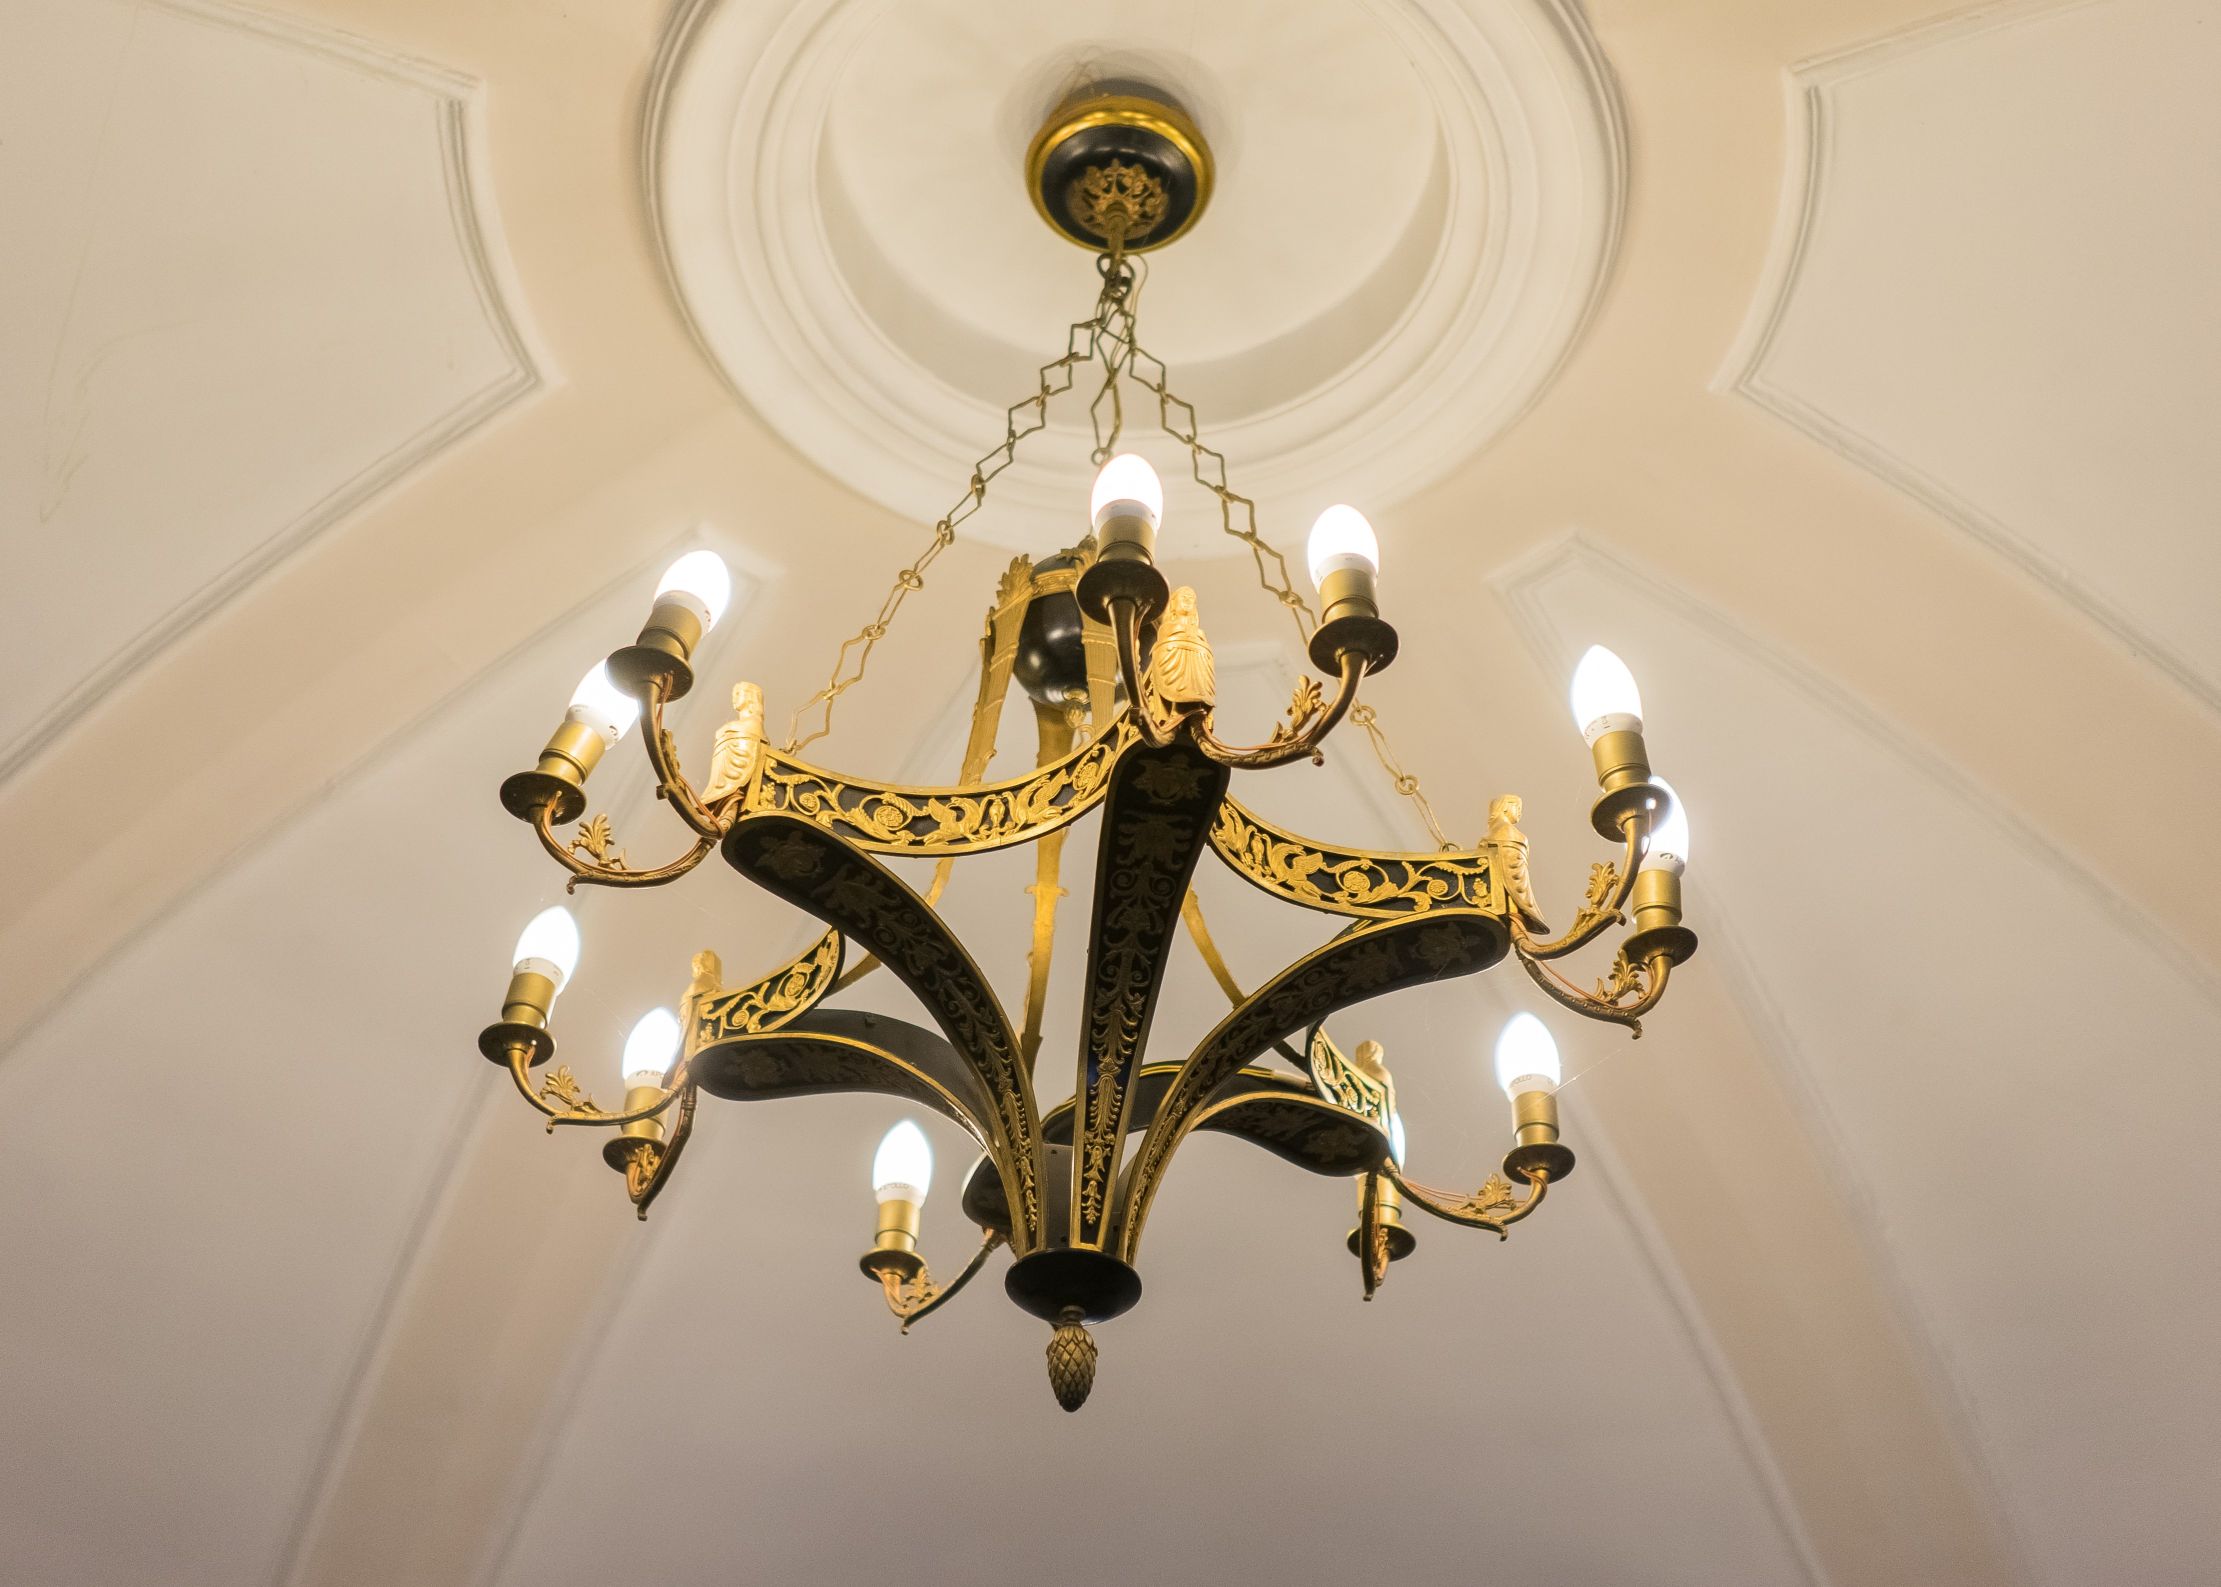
[1110, 601, 1179, 747]
[724, 814, 1045, 1252]
[1188, 652, 1365, 770]
[503, 1043, 692, 1129]
[1113, 910, 1509, 1263]
[1070, 739, 1229, 1251]
[1380, 1161, 1560, 1238]
[884, 1229, 1008, 1334]
[641, 686, 727, 840]
[1511, 946, 1674, 1035]
[1506, 819, 1647, 961]
[530, 804, 716, 891]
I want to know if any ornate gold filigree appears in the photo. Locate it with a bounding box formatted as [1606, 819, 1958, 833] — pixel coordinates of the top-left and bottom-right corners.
[1270, 674, 1326, 745]
[1075, 159, 1168, 242]
[1308, 1028, 1391, 1131]
[749, 717, 1139, 856]
[1210, 797, 1497, 919]
[1457, 1173, 1518, 1219]
[687, 931, 844, 1051]
[537, 1064, 595, 1114]
[567, 813, 627, 871]
[1487, 795, 1544, 931]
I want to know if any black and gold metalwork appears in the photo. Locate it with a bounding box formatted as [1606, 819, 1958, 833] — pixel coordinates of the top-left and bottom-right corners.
[477, 102, 1698, 1412]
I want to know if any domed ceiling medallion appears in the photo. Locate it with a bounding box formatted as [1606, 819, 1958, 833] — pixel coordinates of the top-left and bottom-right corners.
[1025, 92, 1213, 253]
[647, 0, 1626, 551]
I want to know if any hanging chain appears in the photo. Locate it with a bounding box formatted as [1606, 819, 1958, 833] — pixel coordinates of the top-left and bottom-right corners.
[1092, 266, 1454, 849]
[781, 237, 1458, 850]
[781, 266, 1130, 755]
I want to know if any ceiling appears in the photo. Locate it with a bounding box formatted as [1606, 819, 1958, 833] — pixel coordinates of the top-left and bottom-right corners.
[3, 2, 2217, 1585]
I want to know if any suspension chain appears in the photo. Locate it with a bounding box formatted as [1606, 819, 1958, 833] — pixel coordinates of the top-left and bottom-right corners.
[782, 245, 1458, 851]
[781, 265, 1129, 754]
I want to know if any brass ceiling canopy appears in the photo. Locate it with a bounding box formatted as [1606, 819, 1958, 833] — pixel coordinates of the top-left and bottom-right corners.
[1026, 91, 1212, 252]
[478, 94, 1698, 1415]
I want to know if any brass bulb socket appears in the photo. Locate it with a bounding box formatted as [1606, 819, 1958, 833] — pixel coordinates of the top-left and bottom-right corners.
[861, 1197, 926, 1282]
[636, 600, 705, 665]
[500, 969, 557, 1028]
[1588, 726, 1652, 797]
[1346, 1173, 1418, 1261]
[536, 718, 607, 787]
[1314, 564, 1381, 630]
[619, 1083, 667, 1145]
[1630, 865, 1684, 934]
[1094, 510, 1157, 563]
[1513, 1087, 1561, 1150]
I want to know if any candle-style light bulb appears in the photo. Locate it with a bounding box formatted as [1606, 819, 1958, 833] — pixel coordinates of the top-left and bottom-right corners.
[1090, 453, 1163, 533]
[1569, 645, 1643, 745]
[653, 550, 734, 632]
[566, 662, 642, 747]
[511, 906, 581, 992]
[1306, 504, 1380, 587]
[1492, 1012, 1562, 1098]
[620, 1007, 680, 1088]
[872, 1120, 933, 1205]
[1387, 1111, 1408, 1167]
[1645, 779, 1691, 875]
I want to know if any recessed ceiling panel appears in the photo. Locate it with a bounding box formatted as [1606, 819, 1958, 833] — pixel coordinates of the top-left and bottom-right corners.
[0, 0, 533, 778]
[1738, 0, 2221, 708]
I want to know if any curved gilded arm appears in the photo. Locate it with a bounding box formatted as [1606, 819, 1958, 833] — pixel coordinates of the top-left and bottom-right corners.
[1111, 600, 1179, 747]
[1510, 820, 1645, 961]
[531, 805, 716, 891]
[642, 687, 726, 840]
[502, 1045, 691, 1129]
[1515, 946, 1673, 1035]
[1384, 1161, 1551, 1238]
[1189, 651, 1364, 770]
[879, 1229, 1007, 1333]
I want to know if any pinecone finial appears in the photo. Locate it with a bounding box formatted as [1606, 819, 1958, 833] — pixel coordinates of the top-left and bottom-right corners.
[1045, 1307, 1097, 1413]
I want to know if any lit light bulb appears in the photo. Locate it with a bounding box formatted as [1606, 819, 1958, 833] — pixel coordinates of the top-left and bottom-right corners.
[511, 906, 581, 992]
[1645, 778, 1691, 875]
[1569, 645, 1643, 744]
[1306, 504, 1380, 588]
[621, 1007, 680, 1088]
[653, 550, 734, 630]
[1387, 1111, 1408, 1167]
[872, 1119, 933, 1205]
[1090, 453, 1163, 531]
[565, 662, 642, 746]
[1492, 1012, 1562, 1098]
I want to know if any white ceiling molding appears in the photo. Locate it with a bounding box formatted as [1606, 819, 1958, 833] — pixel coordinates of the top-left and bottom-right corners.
[0, 0, 543, 786]
[1721, 0, 2221, 717]
[645, 0, 1625, 553]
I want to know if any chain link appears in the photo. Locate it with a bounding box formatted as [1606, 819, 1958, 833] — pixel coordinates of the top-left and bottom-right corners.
[782, 245, 1457, 850]
[781, 272, 1128, 755]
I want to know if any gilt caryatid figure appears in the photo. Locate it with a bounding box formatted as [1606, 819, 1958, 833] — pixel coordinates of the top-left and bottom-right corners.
[1147, 586, 1216, 712]
[1488, 793, 1548, 933]
[700, 682, 765, 807]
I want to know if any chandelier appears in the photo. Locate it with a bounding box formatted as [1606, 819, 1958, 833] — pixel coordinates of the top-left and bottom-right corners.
[476, 94, 1697, 1411]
